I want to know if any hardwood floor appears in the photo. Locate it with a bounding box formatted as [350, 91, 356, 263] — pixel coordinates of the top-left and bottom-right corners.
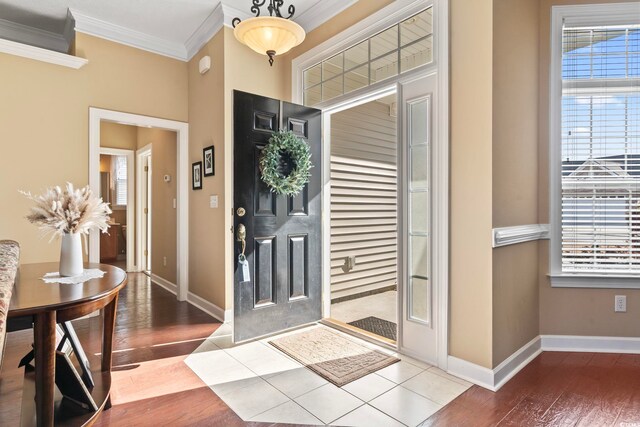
[1, 272, 639, 426]
[0, 273, 276, 426]
[423, 351, 640, 426]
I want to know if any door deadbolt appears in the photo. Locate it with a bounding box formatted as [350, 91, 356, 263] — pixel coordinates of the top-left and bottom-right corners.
[236, 207, 246, 217]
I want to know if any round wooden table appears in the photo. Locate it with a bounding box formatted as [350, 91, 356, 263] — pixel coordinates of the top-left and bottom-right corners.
[8, 263, 127, 427]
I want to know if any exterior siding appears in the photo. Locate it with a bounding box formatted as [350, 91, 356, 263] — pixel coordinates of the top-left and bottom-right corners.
[330, 100, 398, 300]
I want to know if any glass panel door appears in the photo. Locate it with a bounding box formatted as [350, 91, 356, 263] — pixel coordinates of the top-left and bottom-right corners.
[400, 74, 437, 363]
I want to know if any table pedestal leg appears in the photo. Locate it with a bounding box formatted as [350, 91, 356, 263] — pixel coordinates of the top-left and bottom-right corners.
[102, 293, 119, 411]
[34, 311, 56, 427]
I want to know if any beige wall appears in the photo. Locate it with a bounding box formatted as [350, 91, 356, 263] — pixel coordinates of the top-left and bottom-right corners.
[100, 122, 138, 150]
[491, 0, 541, 367]
[450, 0, 494, 369]
[537, 0, 640, 337]
[0, 33, 188, 264]
[141, 127, 178, 284]
[187, 30, 226, 308]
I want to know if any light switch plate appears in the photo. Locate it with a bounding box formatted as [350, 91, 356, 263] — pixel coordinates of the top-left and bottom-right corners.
[210, 195, 218, 208]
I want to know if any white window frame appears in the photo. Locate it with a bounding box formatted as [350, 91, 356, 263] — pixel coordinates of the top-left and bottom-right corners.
[549, 2, 640, 289]
[113, 154, 129, 209]
[291, 0, 433, 106]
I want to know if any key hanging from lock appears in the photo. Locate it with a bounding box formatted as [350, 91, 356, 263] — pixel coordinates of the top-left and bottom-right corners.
[237, 224, 250, 283]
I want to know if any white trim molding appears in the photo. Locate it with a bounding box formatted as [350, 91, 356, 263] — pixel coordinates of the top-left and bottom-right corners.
[187, 292, 231, 323]
[550, 275, 640, 289]
[0, 38, 88, 69]
[151, 273, 178, 295]
[448, 334, 640, 391]
[71, 8, 188, 60]
[541, 335, 640, 354]
[448, 336, 543, 392]
[492, 224, 550, 248]
[88, 108, 189, 302]
[67, 1, 360, 62]
[294, 0, 358, 33]
[149, 274, 230, 323]
[185, 3, 225, 60]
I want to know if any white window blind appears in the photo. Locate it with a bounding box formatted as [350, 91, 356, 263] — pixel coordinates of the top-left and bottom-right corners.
[114, 156, 128, 206]
[561, 24, 640, 274]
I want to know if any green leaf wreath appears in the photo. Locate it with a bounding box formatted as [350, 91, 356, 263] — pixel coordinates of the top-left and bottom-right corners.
[259, 130, 313, 196]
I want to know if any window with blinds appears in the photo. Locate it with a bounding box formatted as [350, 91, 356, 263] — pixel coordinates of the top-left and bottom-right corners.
[114, 156, 128, 206]
[561, 24, 640, 274]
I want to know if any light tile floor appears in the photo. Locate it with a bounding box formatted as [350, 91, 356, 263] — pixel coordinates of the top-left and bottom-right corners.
[185, 324, 471, 426]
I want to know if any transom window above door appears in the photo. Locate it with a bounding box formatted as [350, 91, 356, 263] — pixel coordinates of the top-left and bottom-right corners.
[303, 8, 433, 106]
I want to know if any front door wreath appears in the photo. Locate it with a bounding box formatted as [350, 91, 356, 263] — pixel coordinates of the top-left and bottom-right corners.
[259, 130, 313, 196]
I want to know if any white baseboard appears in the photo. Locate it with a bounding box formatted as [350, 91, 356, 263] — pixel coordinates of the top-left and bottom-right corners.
[448, 334, 640, 392]
[494, 336, 542, 389]
[149, 274, 230, 323]
[150, 273, 178, 295]
[186, 291, 231, 323]
[447, 356, 495, 390]
[447, 336, 542, 392]
[541, 335, 640, 354]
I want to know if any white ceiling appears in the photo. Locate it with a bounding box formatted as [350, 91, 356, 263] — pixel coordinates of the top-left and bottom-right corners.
[0, 0, 357, 59]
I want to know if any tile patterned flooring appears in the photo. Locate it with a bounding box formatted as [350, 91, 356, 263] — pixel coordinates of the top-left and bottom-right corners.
[185, 323, 471, 426]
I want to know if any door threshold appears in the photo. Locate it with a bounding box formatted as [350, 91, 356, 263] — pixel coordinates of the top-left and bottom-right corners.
[321, 318, 397, 350]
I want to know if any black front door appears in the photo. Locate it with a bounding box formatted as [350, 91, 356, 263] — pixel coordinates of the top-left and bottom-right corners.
[233, 90, 322, 342]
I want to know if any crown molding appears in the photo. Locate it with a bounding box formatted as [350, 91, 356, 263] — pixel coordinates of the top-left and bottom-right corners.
[220, 3, 254, 28]
[0, 37, 87, 69]
[70, 8, 188, 61]
[0, 12, 73, 53]
[184, 3, 225, 60]
[294, 0, 358, 33]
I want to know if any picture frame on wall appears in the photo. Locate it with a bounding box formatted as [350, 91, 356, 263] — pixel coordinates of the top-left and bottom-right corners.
[203, 145, 215, 177]
[192, 161, 202, 190]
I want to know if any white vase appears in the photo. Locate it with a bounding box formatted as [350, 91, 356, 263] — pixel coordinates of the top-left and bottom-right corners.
[59, 233, 83, 277]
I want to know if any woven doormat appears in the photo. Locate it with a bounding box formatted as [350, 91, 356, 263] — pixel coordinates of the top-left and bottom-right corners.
[348, 316, 397, 341]
[269, 327, 399, 387]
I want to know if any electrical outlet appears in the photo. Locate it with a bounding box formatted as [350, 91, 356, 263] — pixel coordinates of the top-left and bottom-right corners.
[163, 256, 167, 267]
[615, 295, 626, 313]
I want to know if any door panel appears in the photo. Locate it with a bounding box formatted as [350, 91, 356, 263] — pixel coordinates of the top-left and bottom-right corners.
[234, 91, 322, 342]
[400, 75, 437, 362]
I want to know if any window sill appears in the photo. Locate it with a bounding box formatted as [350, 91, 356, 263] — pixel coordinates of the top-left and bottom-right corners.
[550, 274, 640, 289]
[111, 205, 127, 211]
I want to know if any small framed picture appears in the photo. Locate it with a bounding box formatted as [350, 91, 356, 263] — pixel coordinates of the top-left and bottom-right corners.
[192, 161, 202, 190]
[203, 145, 215, 177]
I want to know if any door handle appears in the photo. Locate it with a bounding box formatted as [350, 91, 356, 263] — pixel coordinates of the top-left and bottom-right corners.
[237, 223, 246, 256]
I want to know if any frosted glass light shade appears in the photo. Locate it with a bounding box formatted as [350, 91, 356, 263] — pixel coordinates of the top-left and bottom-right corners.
[234, 17, 305, 60]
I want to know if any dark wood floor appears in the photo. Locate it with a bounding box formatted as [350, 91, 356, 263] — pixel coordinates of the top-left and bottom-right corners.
[0, 272, 278, 426]
[423, 351, 640, 427]
[2, 272, 639, 426]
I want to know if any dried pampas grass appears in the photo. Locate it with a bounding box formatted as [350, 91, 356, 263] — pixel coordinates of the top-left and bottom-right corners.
[21, 183, 112, 238]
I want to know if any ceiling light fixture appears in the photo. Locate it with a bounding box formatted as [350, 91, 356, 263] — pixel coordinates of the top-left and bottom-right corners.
[232, 0, 305, 66]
